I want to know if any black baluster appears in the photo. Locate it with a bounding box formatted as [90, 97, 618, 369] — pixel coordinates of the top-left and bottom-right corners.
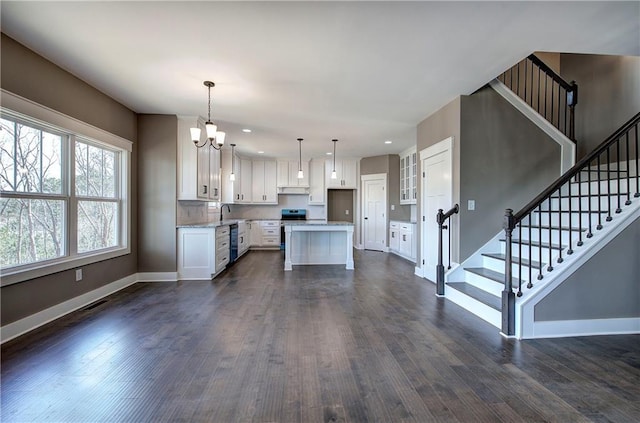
[625, 132, 631, 205]
[616, 138, 622, 213]
[527, 214, 533, 289]
[586, 158, 592, 239]
[567, 177, 574, 255]
[550, 83, 555, 128]
[606, 148, 613, 222]
[633, 125, 640, 198]
[537, 67, 541, 113]
[537, 204, 543, 280]
[448, 216, 452, 270]
[596, 154, 603, 230]
[578, 168, 585, 245]
[544, 75, 548, 121]
[557, 188, 563, 264]
[524, 59, 528, 104]
[518, 224, 522, 297]
[547, 202, 553, 272]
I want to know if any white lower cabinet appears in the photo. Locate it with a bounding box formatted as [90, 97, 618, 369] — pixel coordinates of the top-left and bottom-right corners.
[259, 220, 281, 248]
[177, 226, 230, 280]
[238, 221, 249, 257]
[389, 221, 416, 262]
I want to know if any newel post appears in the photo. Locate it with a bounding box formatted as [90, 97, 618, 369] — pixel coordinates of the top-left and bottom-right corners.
[502, 209, 516, 336]
[436, 209, 445, 296]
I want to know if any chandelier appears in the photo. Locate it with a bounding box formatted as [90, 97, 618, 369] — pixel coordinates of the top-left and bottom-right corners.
[190, 81, 226, 150]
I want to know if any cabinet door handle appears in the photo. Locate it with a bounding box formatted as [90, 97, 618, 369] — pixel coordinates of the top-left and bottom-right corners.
[214, 188, 218, 196]
[402, 234, 406, 241]
[203, 185, 208, 194]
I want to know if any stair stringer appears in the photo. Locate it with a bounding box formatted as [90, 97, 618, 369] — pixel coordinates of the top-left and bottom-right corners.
[517, 200, 640, 339]
[489, 78, 576, 174]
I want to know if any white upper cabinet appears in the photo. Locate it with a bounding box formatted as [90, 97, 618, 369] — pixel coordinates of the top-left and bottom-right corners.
[400, 147, 417, 205]
[251, 159, 277, 203]
[308, 158, 325, 205]
[277, 159, 309, 188]
[325, 158, 358, 189]
[177, 116, 220, 201]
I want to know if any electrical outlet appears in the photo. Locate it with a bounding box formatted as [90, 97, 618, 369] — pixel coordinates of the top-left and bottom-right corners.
[391, 204, 395, 211]
[468, 200, 476, 211]
[75, 269, 83, 281]
[345, 210, 349, 215]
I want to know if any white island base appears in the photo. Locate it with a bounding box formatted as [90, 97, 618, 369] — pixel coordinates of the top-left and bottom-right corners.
[284, 222, 354, 271]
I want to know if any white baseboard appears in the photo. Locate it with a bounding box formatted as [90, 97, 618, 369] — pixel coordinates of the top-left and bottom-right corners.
[137, 272, 178, 282]
[1, 274, 138, 344]
[530, 317, 640, 339]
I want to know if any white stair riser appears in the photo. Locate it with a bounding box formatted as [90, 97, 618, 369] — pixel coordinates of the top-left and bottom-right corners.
[482, 255, 539, 281]
[569, 178, 638, 196]
[514, 227, 580, 245]
[549, 196, 620, 211]
[462, 271, 504, 296]
[534, 212, 611, 227]
[500, 241, 557, 263]
[444, 286, 501, 328]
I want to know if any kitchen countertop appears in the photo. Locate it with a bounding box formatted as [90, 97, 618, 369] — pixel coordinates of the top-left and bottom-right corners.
[176, 219, 246, 229]
[283, 221, 353, 226]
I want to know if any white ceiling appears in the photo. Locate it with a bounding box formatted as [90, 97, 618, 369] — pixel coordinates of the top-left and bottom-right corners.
[2, 1, 639, 160]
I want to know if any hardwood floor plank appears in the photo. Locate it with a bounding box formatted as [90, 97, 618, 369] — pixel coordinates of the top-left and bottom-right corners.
[2, 250, 639, 422]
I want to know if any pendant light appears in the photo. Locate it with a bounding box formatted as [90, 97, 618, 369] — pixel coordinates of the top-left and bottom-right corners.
[297, 138, 304, 179]
[229, 143, 236, 181]
[331, 139, 338, 179]
[190, 81, 226, 150]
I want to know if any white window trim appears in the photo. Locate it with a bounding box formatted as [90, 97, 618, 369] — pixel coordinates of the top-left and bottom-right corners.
[0, 89, 132, 286]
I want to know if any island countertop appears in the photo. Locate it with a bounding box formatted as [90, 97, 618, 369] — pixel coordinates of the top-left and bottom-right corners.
[283, 221, 353, 226]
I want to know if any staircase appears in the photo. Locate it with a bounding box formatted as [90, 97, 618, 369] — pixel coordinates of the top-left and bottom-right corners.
[445, 113, 640, 338]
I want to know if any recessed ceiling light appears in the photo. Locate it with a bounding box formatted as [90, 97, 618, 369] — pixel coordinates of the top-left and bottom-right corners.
[258, 151, 264, 154]
[242, 128, 252, 133]
[384, 140, 393, 144]
[326, 152, 332, 155]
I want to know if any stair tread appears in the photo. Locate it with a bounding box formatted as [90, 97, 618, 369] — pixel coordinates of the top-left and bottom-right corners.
[446, 282, 501, 311]
[465, 267, 522, 284]
[482, 253, 543, 269]
[518, 224, 586, 232]
[500, 239, 565, 250]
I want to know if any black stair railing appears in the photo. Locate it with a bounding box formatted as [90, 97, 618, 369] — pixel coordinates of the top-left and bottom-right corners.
[502, 112, 640, 336]
[498, 54, 578, 142]
[436, 204, 459, 296]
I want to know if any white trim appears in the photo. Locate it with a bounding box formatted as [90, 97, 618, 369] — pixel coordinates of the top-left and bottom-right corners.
[1, 273, 138, 344]
[489, 79, 575, 174]
[518, 202, 640, 339]
[1, 89, 132, 152]
[137, 272, 178, 282]
[419, 136, 454, 282]
[531, 318, 640, 339]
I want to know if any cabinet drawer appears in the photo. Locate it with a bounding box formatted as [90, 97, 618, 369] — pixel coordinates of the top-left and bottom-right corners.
[216, 238, 230, 250]
[262, 228, 279, 236]
[390, 222, 400, 229]
[261, 236, 280, 246]
[216, 226, 230, 238]
[216, 253, 229, 270]
[400, 224, 411, 231]
[260, 220, 280, 227]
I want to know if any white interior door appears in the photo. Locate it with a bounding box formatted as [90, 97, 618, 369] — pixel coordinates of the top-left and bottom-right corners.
[421, 137, 453, 281]
[362, 175, 386, 251]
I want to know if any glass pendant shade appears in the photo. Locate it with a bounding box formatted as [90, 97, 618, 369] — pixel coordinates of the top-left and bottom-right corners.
[297, 169, 304, 179]
[229, 172, 236, 181]
[331, 170, 337, 179]
[205, 122, 217, 140]
[190, 127, 201, 143]
[215, 131, 226, 146]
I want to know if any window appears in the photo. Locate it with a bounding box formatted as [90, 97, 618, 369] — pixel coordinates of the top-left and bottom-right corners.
[0, 101, 131, 285]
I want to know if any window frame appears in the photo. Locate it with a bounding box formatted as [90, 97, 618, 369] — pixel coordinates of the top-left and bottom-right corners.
[0, 90, 132, 286]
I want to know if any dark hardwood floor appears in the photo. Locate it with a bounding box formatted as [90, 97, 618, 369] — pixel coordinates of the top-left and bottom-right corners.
[2, 250, 639, 422]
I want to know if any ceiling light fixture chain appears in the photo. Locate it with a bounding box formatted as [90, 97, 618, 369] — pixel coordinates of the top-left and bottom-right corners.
[331, 139, 338, 179]
[297, 138, 304, 179]
[191, 80, 226, 150]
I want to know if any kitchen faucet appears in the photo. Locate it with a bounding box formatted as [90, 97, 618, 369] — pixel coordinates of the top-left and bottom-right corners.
[219, 204, 231, 222]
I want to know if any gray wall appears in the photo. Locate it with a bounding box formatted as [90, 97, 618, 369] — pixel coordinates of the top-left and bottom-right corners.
[416, 97, 461, 264]
[459, 86, 561, 259]
[1, 34, 138, 325]
[535, 215, 640, 321]
[360, 154, 411, 223]
[560, 54, 640, 158]
[328, 190, 354, 223]
[137, 115, 177, 272]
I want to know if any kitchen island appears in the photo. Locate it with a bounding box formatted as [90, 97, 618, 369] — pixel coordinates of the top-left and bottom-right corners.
[284, 221, 354, 271]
